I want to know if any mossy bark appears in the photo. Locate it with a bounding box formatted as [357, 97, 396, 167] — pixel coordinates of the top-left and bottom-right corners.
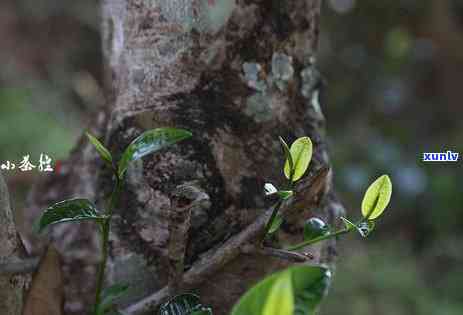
[23, 1, 343, 314]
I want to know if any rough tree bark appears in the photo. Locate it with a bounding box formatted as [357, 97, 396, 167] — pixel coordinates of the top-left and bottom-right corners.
[0, 172, 29, 314]
[23, 1, 344, 314]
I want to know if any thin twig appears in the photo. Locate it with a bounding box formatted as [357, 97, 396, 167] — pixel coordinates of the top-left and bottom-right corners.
[0, 257, 40, 275]
[241, 244, 313, 262]
[286, 228, 349, 251]
[120, 166, 330, 315]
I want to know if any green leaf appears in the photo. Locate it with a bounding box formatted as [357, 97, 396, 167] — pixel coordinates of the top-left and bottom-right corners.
[158, 294, 212, 315]
[86, 132, 113, 167]
[292, 267, 331, 315]
[277, 190, 294, 200]
[95, 283, 129, 315]
[361, 175, 392, 220]
[284, 137, 313, 182]
[118, 128, 192, 179]
[230, 266, 331, 315]
[263, 271, 294, 315]
[303, 217, 329, 241]
[279, 137, 293, 177]
[36, 198, 106, 233]
[268, 213, 284, 235]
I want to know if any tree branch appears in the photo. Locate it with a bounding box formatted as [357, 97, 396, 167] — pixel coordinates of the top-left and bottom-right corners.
[0, 257, 39, 275]
[240, 244, 313, 262]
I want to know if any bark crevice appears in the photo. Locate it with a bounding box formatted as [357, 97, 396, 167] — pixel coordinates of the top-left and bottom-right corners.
[1, 172, 29, 315]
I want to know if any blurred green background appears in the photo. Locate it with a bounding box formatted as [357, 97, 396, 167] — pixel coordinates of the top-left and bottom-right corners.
[321, 1, 463, 314]
[0, 0, 462, 314]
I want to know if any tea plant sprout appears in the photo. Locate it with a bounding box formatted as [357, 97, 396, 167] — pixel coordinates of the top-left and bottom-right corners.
[262, 136, 392, 250]
[35, 128, 192, 315]
[261, 136, 312, 240]
[286, 173, 392, 251]
[229, 136, 393, 315]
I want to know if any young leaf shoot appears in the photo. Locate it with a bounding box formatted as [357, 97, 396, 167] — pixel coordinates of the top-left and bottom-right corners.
[284, 137, 313, 182]
[263, 271, 294, 315]
[361, 175, 392, 220]
[86, 132, 113, 168]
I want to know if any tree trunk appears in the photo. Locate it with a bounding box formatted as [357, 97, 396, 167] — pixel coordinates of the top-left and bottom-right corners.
[0, 172, 29, 314]
[23, 1, 343, 314]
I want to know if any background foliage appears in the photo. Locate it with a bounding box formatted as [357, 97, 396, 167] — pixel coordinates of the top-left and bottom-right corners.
[0, 0, 462, 314]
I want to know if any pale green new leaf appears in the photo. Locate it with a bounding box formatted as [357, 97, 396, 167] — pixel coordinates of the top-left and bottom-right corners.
[279, 137, 293, 177]
[263, 271, 294, 315]
[230, 266, 330, 315]
[86, 132, 113, 167]
[284, 137, 313, 182]
[361, 175, 392, 220]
